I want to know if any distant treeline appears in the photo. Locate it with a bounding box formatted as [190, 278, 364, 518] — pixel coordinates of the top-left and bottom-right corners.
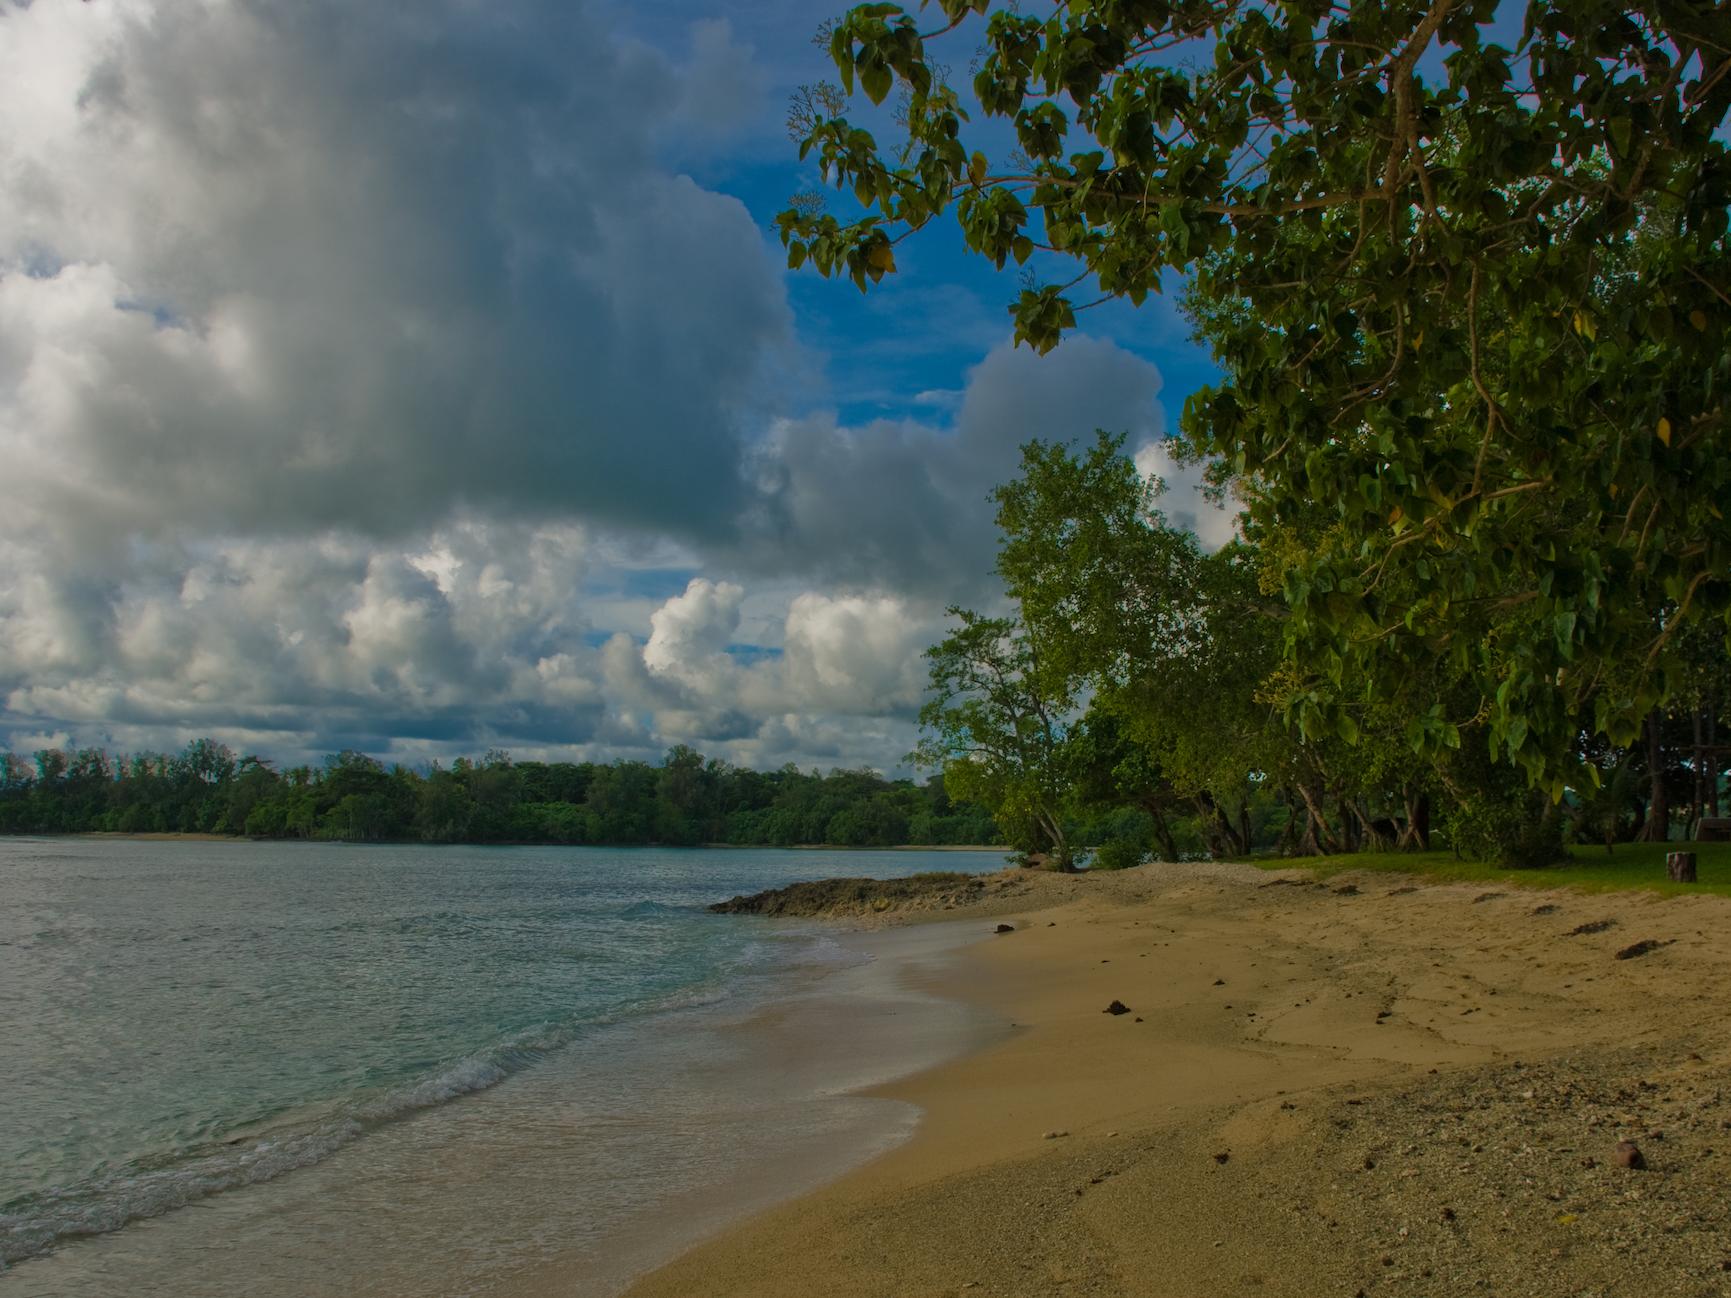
[0, 741, 1006, 848]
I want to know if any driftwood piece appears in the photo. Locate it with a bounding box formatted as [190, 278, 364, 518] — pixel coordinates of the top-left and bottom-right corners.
[1667, 851, 1698, 883]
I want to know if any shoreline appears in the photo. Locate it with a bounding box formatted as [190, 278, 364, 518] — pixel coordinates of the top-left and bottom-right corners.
[597, 862, 1731, 1298]
[483, 919, 1009, 1298]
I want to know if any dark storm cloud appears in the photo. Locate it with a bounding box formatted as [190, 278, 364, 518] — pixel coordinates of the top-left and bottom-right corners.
[2, 0, 787, 556]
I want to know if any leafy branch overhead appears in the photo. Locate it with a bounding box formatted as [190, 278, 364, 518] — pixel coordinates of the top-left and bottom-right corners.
[785, 0, 1730, 791]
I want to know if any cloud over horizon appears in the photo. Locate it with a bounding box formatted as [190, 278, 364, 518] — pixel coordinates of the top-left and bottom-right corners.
[0, 0, 1227, 774]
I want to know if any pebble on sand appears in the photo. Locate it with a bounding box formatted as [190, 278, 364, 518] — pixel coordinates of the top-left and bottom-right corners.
[1613, 1140, 1646, 1170]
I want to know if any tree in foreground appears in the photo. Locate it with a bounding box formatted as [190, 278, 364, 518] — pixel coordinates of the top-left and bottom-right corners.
[782, 0, 1729, 795]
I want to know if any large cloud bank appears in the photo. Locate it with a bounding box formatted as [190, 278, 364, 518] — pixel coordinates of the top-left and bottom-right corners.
[0, 0, 1225, 772]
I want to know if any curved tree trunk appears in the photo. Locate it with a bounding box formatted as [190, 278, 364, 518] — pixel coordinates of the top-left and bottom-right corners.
[1293, 781, 1343, 855]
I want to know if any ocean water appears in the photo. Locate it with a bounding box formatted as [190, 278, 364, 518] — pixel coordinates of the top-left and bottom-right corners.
[0, 838, 1006, 1296]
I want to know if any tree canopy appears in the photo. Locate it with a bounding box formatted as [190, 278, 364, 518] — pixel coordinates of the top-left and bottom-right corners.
[782, 0, 1730, 792]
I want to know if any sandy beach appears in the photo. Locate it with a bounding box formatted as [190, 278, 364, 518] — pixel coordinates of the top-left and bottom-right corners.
[509, 862, 1731, 1298]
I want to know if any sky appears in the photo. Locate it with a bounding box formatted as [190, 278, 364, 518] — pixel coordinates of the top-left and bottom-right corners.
[0, 0, 1230, 776]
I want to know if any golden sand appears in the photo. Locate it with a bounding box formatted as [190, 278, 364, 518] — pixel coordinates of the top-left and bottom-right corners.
[526, 864, 1731, 1297]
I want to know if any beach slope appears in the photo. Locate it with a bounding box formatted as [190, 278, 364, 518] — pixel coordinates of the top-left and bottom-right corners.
[613, 863, 1731, 1298]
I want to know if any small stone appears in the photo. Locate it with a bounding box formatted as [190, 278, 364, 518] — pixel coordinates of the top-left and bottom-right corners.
[995, 923, 1015, 934]
[1043, 1130, 1069, 1140]
[1613, 1140, 1646, 1170]
[1213, 1151, 1231, 1164]
[1213, 978, 1226, 986]
[1103, 1000, 1131, 1015]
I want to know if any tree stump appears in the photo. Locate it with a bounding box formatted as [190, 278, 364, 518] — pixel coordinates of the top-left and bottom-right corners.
[1667, 851, 1698, 883]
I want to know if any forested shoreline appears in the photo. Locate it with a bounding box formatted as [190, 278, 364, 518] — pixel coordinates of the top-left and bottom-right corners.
[909, 436, 1731, 870]
[0, 742, 1003, 848]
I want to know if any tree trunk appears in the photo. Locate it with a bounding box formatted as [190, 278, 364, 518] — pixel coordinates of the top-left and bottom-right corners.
[1042, 811, 1073, 870]
[1276, 796, 1300, 857]
[1293, 781, 1342, 855]
[1337, 794, 1360, 853]
[1710, 708, 1721, 818]
[1142, 798, 1180, 863]
[1237, 804, 1253, 858]
[1667, 851, 1698, 883]
[1193, 792, 1230, 859]
[1691, 708, 1706, 837]
[1639, 710, 1669, 843]
[1395, 790, 1431, 852]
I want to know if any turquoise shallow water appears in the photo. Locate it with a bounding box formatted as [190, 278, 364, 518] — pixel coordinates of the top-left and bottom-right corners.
[0, 839, 1004, 1293]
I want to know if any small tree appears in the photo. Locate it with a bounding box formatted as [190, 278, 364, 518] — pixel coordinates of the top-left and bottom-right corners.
[913, 608, 1082, 866]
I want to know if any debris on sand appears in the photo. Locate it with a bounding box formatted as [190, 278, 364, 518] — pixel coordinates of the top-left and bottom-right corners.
[1613, 939, 1669, 961]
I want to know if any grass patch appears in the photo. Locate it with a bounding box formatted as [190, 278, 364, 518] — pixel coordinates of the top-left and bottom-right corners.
[1251, 841, 1731, 898]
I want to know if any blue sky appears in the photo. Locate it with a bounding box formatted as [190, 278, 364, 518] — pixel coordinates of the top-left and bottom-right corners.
[0, 0, 1226, 774]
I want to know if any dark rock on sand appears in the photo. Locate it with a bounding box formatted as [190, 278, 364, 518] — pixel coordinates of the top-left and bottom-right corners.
[1567, 918, 1618, 936]
[1103, 1000, 1132, 1016]
[995, 923, 1015, 934]
[708, 872, 985, 917]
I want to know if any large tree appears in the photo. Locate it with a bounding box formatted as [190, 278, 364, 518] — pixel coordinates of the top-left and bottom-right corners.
[781, 0, 1730, 792]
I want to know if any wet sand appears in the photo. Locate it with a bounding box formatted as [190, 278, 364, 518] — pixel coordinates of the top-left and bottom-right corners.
[570, 863, 1731, 1298]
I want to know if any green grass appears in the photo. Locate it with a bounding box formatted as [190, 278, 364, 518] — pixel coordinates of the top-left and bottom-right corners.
[1251, 840, 1731, 898]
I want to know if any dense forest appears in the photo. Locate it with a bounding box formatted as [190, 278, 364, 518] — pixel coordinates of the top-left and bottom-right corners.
[0, 742, 1003, 848]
